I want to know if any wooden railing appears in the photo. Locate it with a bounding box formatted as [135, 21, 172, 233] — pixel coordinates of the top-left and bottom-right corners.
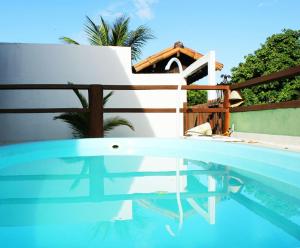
[183, 103, 225, 134]
[0, 84, 104, 137]
[1, 65, 299, 139]
[0, 84, 230, 138]
[229, 65, 300, 112]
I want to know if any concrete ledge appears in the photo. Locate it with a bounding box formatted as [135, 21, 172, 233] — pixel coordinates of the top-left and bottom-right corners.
[232, 132, 300, 152]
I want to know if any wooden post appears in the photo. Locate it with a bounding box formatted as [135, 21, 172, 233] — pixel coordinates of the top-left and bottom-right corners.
[223, 87, 230, 134]
[183, 102, 188, 134]
[88, 85, 104, 138]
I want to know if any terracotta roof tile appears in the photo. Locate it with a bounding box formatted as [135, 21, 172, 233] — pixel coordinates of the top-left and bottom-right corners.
[134, 44, 223, 72]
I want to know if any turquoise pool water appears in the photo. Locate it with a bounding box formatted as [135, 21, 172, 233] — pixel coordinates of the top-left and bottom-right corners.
[0, 138, 300, 247]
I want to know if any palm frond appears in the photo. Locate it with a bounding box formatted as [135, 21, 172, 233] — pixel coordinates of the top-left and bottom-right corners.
[68, 82, 88, 108]
[60, 37, 80, 45]
[54, 95, 134, 137]
[85, 16, 103, 46]
[99, 17, 111, 45]
[69, 82, 111, 108]
[104, 91, 113, 106]
[111, 16, 130, 46]
[60, 15, 153, 62]
[104, 117, 135, 134]
[54, 112, 89, 138]
[126, 25, 154, 61]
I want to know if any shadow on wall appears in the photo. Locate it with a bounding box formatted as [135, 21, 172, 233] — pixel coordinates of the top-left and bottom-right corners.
[0, 43, 156, 143]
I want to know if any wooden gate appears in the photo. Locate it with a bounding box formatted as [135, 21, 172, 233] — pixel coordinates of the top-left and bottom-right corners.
[183, 102, 225, 134]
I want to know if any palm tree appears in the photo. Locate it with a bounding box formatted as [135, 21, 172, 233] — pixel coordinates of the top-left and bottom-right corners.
[54, 84, 134, 137]
[60, 15, 154, 61]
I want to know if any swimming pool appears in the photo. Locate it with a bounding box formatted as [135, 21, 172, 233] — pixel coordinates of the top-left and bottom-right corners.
[0, 138, 300, 247]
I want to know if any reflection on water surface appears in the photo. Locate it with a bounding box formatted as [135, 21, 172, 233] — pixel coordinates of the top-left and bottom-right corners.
[0, 156, 299, 247]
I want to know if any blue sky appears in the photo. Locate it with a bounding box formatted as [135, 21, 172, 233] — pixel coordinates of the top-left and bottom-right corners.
[1, 0, 299, 78]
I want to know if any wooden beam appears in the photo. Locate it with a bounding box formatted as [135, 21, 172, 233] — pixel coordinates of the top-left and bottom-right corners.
[104, 108, 176, 113]
[0, 108, 87, 113]
[102, 85, 178, 90]
[182, 85, 230, 90]
[182, 107, 228, 113]
[230, 65, 300, 90]
[0, 84, 229, 91]
[102, 85, 229, 90]
[0, 84, 90, 90]
[223, 88, 231, 133]
[183, 102, 188, 133]
[104, 108, 228, 113]
[0, 107, 230, 114]
[88, 85, 103, 138]
[230, 100, 300, 112]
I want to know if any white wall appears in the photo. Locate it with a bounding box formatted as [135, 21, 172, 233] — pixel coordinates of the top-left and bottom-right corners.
[0, 43, 185, 143]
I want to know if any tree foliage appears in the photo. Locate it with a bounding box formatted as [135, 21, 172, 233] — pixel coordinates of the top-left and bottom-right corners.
[187, 90, 207, 106]
[231, 29, 300, 106]
[60, 15, 154, 61]
[54, 84, 134, 138]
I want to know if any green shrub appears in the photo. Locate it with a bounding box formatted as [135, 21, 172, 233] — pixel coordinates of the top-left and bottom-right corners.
[231, 29, 300, 106]
[187, 90, 207, 106]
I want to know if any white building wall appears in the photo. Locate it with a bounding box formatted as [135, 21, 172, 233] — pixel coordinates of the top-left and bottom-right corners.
[0, 43, 185, 143]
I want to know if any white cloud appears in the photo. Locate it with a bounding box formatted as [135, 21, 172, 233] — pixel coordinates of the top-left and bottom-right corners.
[99, 9, 123, 19]
[258, 0, 278, 8]
[97, 2, 126, 20]
[94, 0, 158, 22]
[133, 0, 158, 20]
[258, 2, 265, 7]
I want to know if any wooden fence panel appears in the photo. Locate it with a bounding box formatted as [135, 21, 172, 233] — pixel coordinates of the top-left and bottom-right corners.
[183, 103, 224, 134]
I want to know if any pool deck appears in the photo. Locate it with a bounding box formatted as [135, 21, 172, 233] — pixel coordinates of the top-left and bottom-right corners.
[231, 132, 300, 152]
[1, 133, 300, 153]
[186, 132, 300, 152]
